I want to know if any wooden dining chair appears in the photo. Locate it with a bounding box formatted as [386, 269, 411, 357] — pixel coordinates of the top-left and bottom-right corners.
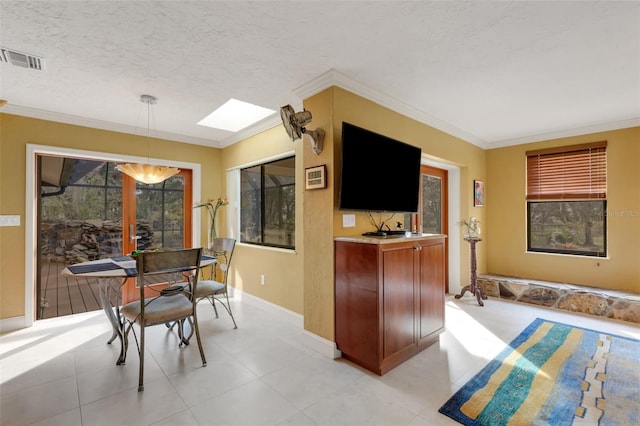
[121, 248, 207, 391]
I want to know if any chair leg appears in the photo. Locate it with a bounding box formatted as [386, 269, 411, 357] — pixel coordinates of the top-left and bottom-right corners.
[209, 296, 219, 318]
[176, 319, 184, 346]
[121, 321, 130, 365]
[138, 324, 145, 392]
[212, 291, 238, 329]
[192, 312, 207, 367]
[223, 291, 238, 329]
[123, 320, 142, 366]
[178, 318, 192, 346]
[182, 317, 195, 344]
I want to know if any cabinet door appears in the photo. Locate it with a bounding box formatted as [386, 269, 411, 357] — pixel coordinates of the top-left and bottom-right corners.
[335, 242, 380, 370]
[382, 246, 416, 358]
[418, 241, 445, 344]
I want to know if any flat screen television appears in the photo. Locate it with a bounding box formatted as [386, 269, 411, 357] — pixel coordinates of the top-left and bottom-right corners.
[339, 122, 421, 213]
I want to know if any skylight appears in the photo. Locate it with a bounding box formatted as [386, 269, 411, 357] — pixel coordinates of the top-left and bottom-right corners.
[197, 99, 276, 132]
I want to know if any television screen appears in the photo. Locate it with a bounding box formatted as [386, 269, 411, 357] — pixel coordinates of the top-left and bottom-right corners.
[339, 122, 421, 213]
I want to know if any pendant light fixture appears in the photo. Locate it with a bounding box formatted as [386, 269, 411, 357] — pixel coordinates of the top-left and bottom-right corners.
[116, 95, 179, 184]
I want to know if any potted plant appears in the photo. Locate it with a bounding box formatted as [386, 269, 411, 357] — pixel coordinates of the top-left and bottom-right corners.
[194, 196, 228, 248]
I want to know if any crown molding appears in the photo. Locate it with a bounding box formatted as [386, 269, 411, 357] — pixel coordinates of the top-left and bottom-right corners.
[4, 79, 637, 151]
[293, 69, 488, 148]
[1, 104, 219, 147]
[294, 70, 640, 150]
[292, 70, 337, 101]
[485, 118, 640, 149]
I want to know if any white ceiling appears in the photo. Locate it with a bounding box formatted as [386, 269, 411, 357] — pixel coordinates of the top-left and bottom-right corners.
[1, 1, 638, 150]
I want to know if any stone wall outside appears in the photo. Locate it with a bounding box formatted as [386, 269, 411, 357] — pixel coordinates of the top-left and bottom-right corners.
[41, 220, 155, 264]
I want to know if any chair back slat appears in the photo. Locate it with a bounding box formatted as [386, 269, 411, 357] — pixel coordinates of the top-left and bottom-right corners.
[136, 248, 203, 303]
[137, 249, 201, 275]
[209, 238, 235, 285]
[210, 237, 235, 254]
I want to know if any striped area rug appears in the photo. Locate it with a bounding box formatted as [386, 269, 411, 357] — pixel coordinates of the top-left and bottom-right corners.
[439, 318, 639, 425]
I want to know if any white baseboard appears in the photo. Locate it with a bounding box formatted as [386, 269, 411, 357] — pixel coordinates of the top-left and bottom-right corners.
[0, 315, 27, 333]
[302, 329, 342, 359]
[232, 288, 340, 359]
[233, 288, 304, 328]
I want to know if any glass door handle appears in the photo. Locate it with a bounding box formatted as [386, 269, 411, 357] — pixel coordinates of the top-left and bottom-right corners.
[129, 224, 135, 242]
[129, 224, 141, 249]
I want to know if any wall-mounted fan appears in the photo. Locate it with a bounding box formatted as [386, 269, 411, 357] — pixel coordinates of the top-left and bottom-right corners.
[280, 104, 324, 155]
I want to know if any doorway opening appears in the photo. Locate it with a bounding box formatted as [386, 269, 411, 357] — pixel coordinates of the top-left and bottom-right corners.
[27, 145, 201, 324]
[401, 164, 450, 292]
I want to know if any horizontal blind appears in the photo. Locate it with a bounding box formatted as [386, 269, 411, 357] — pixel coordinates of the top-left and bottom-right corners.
[526, 142, 607, 200]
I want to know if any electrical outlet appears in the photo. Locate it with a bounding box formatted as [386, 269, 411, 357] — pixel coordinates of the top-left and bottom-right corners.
[342, 214, 356, 228]
[260, 274, 265, 285]
[0, 215, 20, 227]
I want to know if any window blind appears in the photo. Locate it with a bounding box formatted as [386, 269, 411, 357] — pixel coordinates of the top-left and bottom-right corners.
[526, 142, 607, 200]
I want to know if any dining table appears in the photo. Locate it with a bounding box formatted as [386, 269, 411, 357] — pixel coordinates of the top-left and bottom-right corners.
[61, 253, 216, 365]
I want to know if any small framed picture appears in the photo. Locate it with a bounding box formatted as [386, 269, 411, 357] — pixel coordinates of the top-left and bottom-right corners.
[305, 165, 327, 190]
[474, 180, 485, 207]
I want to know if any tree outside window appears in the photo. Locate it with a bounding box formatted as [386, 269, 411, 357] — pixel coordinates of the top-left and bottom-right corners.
[526, 142, 607, 257]
[240, 156, 295, 249]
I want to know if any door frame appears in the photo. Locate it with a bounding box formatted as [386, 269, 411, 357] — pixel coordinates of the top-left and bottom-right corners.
[415, 164, 449, 292]
[421, 157, 461, 296]
[121, 169, 194, 304]
[25, 144, 202, 327]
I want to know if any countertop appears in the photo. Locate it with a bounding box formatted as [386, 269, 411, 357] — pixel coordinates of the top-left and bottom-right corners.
[335, 233, 447, 245]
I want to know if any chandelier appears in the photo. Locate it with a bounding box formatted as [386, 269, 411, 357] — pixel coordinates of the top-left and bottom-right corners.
[115, 95, 179, 184]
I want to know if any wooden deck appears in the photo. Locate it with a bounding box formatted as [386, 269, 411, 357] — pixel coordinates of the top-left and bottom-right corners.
[39, 260, 106, 319]
[39, 259, 179, 320]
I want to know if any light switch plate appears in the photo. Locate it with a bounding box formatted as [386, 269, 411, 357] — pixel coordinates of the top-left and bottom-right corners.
[0, 215, 20, 227]
[342, 214, 356, 228]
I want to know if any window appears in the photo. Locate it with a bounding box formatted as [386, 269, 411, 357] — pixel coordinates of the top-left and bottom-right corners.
[526, 142, 607, 257]
[400, 165, 448, 235]
[240, 156, 295, 249]
[134, 174, 187, 250]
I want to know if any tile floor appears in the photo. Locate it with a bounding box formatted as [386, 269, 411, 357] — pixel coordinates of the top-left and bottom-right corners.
[1, 295, 638, 426]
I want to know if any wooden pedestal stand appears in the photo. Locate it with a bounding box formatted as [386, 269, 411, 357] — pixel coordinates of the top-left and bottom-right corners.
[455, 237, 487, 306]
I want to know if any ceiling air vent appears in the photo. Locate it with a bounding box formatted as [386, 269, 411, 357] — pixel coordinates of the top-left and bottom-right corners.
[0, 47, 44, 71]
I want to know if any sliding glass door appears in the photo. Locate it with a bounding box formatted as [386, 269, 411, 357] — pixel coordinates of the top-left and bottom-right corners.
[37, 156, 192, 318]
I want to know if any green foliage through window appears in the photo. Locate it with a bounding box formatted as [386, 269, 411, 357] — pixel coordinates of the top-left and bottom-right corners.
[240, 157, 295, 249]
[526, 143, 607, 257]
[40, 159, 185, 255]
[527, 201, 606, 257]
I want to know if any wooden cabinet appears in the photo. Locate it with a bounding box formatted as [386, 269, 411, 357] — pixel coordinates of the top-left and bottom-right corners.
[335, 236, 445, 375]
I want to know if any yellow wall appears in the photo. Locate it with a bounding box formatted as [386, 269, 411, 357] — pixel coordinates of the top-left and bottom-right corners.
[300, 87, 487, 341]
[4, 102, 635, 333]
[0, 113, 221, 320]
[486, 127, 640, 292]
[330, 87, 486, 238]
[302, 89, 336, 339]
[221, 125, 305, 314]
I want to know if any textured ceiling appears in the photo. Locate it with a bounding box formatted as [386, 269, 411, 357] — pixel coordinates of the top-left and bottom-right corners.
[1, 1, 638, 149]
